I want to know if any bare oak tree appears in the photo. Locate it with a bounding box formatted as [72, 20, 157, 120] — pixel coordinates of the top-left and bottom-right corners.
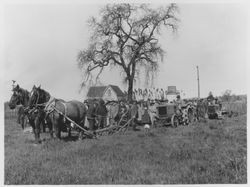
[78, 3, 179, 101]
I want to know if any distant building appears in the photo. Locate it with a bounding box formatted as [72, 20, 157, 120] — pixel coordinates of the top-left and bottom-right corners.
[165, 86, 180, 102]
[86, 85, 125, 101]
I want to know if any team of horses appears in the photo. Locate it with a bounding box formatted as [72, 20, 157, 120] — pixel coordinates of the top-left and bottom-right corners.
[9, 85, 88, 143]
[9, 84, 132, 143]
[9, 84, 209, 144]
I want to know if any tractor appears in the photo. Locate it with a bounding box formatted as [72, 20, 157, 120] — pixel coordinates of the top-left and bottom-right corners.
[155, 103, 194, 127]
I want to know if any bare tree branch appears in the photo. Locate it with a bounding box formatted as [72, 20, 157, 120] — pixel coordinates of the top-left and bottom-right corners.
[77, 3, 179, 100]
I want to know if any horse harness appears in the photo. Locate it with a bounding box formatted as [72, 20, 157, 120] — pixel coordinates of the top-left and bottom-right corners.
[43, 97, 68, 122]
[29, 95, 68, 124]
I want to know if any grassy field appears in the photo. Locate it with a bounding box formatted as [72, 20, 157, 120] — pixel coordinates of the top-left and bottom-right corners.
[4, 113, 247, 184]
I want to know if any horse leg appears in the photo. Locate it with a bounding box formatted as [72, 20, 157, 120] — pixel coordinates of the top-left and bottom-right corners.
[49, 122, 53, 138]
[68, 123, 71, 138]
[54, 124, 61, 139]
[17, 114, 21, 124]
[54, 120, 61, 139]
[29, 119, 35, 134]
[78, 130, 83, 140]
[52, 113, 61, 139]
[23, 116, 26, 129]
[68, 127, 71, 138]
[77, 119, 85, 140]
[20, 115, 25, 130]
[47, 116, 53, 138]
[57, 117, 64, 139]
[40, 115, 46, 133]
[34, 117, 41, 144]
[43, 121, 46, 133]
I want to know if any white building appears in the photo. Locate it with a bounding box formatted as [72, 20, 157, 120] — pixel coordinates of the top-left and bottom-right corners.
[86, 85, 125, 102]
[165, 86, 180, 102]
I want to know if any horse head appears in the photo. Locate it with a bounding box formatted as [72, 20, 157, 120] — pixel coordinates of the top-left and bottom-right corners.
[9, 91, 20, 109]
[28, 85, 50, 108]
[9, 84, 29, 109]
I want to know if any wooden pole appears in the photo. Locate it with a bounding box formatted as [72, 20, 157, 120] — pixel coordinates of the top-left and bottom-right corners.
[196, 66, 200, 99]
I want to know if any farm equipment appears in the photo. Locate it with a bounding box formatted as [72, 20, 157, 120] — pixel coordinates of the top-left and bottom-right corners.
[155, 103, 194, 127]
[52, 105, 132, 138]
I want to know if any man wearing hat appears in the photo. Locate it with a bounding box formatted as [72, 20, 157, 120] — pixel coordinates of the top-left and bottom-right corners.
[95, 99, 108, 129]
[176, 95, 184, 108]
[130, 101, 138, 130]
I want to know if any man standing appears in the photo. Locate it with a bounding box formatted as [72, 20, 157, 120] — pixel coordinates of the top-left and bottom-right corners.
[130, 101, 138, 130]
[148, 101, 158, 128]
[86, 101, 97, 131]
[141, 102, 151, 126]
[95, 99, 108, 129]
[176, 95, 184, 108]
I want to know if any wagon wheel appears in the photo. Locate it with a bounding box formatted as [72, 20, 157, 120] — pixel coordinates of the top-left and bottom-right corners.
[171, 114, 179, 128]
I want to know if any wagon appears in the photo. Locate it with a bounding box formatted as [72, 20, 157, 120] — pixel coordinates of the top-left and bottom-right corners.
[156, 103, 194, 127]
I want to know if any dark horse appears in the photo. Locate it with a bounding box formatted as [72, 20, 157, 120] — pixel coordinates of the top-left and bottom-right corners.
[28, 85, 87, 143]
[9, 84, 30, 129]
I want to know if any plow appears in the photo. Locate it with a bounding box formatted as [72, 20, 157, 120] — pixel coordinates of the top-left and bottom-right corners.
[95, 117, 133, 136]
[51, 105, 133, 139]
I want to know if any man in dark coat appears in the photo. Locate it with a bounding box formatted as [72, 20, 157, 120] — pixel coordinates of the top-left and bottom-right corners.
[86, 101, 97, 131]
[95, 99, 108, 129]
[130, 101, 138, 130]
[141, 102, 151, 125]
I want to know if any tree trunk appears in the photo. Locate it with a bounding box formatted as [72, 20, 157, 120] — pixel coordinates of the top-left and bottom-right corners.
[127, 77, 133, 102]
[127, 60, 136, 102]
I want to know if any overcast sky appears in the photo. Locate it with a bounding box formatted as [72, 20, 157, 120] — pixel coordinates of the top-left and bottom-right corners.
[2, 1, 248, 101]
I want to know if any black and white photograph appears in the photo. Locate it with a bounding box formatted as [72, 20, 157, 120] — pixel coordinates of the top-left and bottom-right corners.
[2, 0, 248, 185]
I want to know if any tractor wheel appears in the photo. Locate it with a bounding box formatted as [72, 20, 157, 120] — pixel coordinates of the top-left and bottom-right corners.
[171, 115, 179, 128]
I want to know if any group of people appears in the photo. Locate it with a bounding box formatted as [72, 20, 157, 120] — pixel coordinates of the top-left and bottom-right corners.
[85, 99, 108, 131]
[82, 92, 222, 132]
[124, 88, 181, 101]
[84, 99, 140, 131]
[83, 94, 187, 132]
